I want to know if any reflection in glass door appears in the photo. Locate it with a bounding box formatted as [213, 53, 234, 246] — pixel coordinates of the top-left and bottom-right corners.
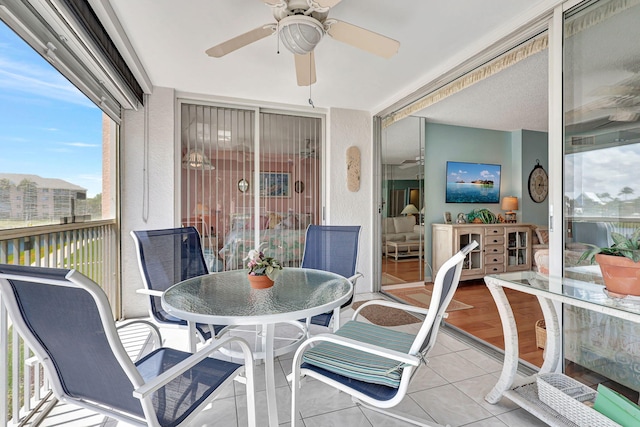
[563, 0, 640, 401]
[380, 116, 425, 286]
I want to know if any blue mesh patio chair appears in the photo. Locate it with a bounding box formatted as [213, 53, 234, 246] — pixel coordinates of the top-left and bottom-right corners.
[0, 264, 256, 427]
[131, 227, 229, 343]
[290, 241, 478, 427]
[300, 225, 362, 332]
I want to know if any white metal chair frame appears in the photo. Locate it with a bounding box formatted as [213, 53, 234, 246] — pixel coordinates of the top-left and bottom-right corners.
[289, 241, 478, 427]
[130, 228, 231, 345]
[0, 267, 257, 427]
[300, 225, 363, 333]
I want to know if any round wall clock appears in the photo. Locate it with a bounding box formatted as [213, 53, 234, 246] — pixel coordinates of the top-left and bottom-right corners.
[528, 160, 548, 203]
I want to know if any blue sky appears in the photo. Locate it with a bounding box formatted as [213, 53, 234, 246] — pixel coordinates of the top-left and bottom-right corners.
[0, 21, 103, 197]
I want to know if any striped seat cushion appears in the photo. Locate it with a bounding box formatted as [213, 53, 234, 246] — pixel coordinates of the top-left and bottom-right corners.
[302, 320, 416, 388]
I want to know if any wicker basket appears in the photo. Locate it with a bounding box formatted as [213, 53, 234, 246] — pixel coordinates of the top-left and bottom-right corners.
[537, 373, 620, 427]
[535, 319, 546, 349]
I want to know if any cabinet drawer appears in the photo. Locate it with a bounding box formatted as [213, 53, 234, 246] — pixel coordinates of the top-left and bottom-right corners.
[484, 244, 504, 255]
[485, 227, 503, 236]
[485, 253, 504, 265]
[485, 235, 505, 245]
[485, 264, 505, 274]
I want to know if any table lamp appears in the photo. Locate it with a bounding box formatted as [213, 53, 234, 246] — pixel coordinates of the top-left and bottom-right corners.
[401, 204, 419, 219]
[501, 196, 518, 223]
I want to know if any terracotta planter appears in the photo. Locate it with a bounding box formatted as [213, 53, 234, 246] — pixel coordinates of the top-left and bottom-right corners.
[595, 254, 640, 296]
[247, 274, 274, 289]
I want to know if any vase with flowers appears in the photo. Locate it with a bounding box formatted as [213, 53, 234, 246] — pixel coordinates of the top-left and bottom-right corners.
[246, 248, 282, 289]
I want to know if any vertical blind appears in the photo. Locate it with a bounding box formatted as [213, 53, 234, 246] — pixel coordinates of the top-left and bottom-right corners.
[181, 103, 323, 271]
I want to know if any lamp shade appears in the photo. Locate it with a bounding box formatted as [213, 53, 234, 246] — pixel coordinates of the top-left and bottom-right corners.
[401, 204, 419, 215]
[501, 196, 518, 212]
[182, 149, 214, 170]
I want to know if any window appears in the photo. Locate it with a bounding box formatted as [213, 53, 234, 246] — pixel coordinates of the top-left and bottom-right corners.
[0, 20, 116, 229]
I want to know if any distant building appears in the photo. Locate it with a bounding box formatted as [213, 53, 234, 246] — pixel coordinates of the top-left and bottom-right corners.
[0, 173, 87, 222]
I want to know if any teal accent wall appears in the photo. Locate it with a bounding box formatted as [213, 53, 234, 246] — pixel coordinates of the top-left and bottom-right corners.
[519, 130, 549, 226]
[424, 122, 541, 276]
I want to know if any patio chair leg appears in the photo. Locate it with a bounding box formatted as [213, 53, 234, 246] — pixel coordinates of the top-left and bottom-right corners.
[354, 398, 450, 427]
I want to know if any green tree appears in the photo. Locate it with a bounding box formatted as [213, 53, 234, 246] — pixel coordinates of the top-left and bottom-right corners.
[597, 192, 612, 202]
[86, 193, 102, 219]
[619, 186, 634, 201]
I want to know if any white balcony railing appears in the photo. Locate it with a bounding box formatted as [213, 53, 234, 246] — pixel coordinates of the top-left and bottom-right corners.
[0, 220, 118, 426]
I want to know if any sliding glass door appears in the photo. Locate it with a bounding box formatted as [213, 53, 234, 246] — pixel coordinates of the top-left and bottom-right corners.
[180, 102, 323, 272]
[563, 0, 640, 400]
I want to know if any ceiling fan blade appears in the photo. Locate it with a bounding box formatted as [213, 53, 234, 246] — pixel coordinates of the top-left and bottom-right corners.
[260, 0, 284, 5]
[294, 52, 317, 86]
[205, 25, 276, 58]
[326, 20, 399, 58]
[311, 0, 343, 7]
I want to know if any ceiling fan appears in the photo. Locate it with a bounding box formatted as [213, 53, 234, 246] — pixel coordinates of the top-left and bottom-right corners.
[299, 139, 317, 158]
[205, 0, 400, 86]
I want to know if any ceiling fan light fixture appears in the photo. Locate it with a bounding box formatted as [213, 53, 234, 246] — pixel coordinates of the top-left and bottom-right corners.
[279, 15, 324, 55]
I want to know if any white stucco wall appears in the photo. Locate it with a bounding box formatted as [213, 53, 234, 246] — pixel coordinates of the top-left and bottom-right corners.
[121, 87, 176, 318]
[120, 94, 375, 318]
[327, 108, 373, 294]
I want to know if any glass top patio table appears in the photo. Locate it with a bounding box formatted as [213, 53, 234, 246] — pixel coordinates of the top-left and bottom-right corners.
[487, 270, 640, 321]
[483, 271, 640, 425]
[162, 267, 353, 326]
[162, 267, 352, 427]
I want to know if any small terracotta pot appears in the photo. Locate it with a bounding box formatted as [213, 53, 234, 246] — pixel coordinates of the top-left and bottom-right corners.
[595, 254, 640, 296]
[247, 274, 274, 289]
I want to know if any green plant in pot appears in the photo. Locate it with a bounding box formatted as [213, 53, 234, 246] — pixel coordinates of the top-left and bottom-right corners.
[579, 229, 640, 296]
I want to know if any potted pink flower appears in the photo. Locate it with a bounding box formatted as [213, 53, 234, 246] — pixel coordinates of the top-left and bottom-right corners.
[246, 248, 282, 289]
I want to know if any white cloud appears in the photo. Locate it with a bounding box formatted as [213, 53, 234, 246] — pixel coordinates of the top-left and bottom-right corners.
[567, 144, 640, 198]
[62, 142, 100, 148]
[0, 55, 96, 108]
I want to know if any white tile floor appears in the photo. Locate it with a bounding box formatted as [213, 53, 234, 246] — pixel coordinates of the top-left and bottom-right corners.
[35, 293, 549, 427]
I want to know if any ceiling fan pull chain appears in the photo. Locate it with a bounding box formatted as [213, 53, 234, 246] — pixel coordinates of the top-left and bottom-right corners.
[308, 54, 315, 108]
[277, 21, 281, 54]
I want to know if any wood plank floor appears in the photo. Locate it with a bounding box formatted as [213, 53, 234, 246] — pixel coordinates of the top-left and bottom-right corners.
[382, 258, 545, 367]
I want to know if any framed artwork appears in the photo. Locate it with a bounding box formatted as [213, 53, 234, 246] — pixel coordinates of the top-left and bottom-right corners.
[445, 161, 501, 203]
[259, 172, 291, 197]
[443, 211, 452, 224]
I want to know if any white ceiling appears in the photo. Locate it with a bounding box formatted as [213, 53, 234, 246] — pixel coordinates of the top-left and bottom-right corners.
[106, 0, 549, 116]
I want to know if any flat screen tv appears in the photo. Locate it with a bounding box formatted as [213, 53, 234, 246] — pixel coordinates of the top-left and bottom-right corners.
[446, 161, 501, 203]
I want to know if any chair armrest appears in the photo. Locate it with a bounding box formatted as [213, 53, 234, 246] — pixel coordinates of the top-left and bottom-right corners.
[352, 299, 429, 320]
[136, 289, 163, 297]
[292, 333, 420, 369]
[116, 319, 163, 361]
[347, 272, 363, 284]
[116, 319, 162, 341]
[133, 335, 254, 399]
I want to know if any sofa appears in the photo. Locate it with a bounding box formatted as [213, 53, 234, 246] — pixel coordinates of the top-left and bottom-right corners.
[532, 222, 613, 274]
[382, 215, 423, 247]
[218, 212, 312, 270]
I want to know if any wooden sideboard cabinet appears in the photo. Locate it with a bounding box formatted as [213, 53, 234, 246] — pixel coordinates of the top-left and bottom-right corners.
[432, 223, 533, 280]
